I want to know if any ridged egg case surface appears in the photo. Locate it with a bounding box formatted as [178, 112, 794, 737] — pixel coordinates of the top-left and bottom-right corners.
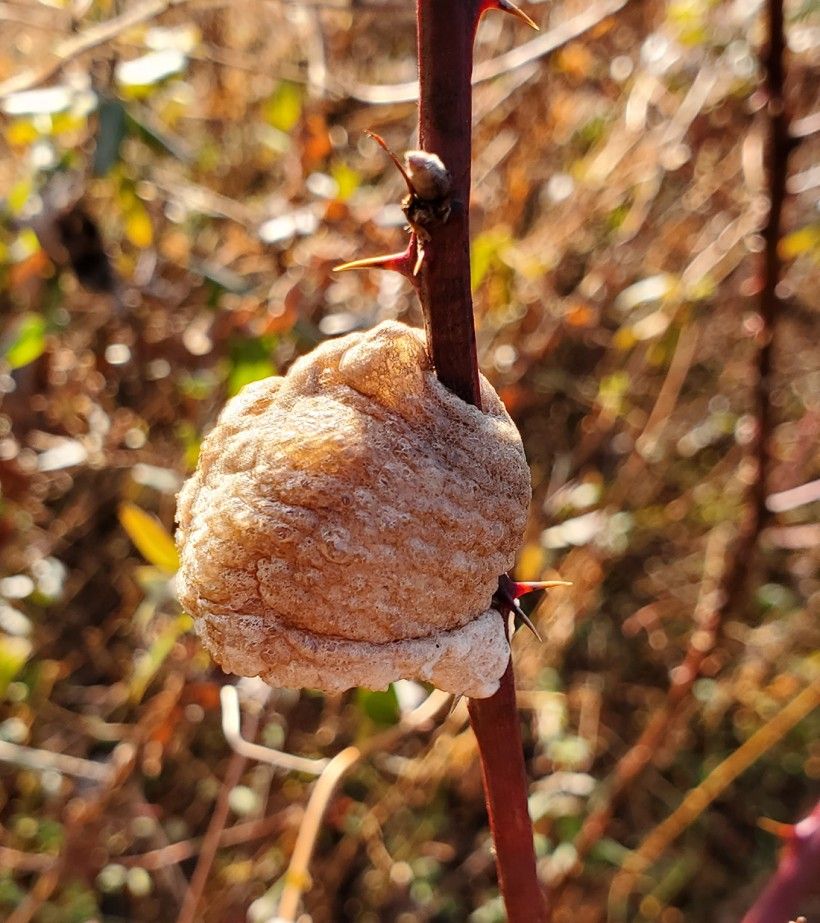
[176, 321, 531, 697]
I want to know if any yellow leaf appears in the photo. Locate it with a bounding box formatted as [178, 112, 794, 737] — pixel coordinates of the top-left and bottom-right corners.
[264, 81, 303, 133]
[0, 636, 32, 698]
[124, 203, 154, 248]
[6, 120, 39, 146]
[613, 325, 637, 351]
[50, 111, 86, 136]
[516, 542, 545, 582]
[118, 502, 179, 573]
[7, 179, 33, 215]
[779, 224, 820, 261]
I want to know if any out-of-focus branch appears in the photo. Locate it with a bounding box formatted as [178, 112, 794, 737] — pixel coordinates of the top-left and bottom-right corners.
[344, 0, 628, 105]
[275, 746, 361, 921]
[0, 738, 113, 783]
[176, 704, 262, 923]
[559, 522, 732, 879]
[121, 813, 287, 869]
[0, 0, 198, 99]
[220, 685, 329, 775]
[754, 0, 789, 536]
[551, 0, 793, 899]
[272, 689, 450, 920]
[607, 679, 820, 919]
[5, 675, 183, 923]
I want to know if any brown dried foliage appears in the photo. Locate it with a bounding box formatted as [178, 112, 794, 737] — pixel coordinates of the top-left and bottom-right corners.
[0, 0, 817, 921]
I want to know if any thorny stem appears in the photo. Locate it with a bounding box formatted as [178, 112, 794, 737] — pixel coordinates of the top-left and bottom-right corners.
[741, 801, 820, 923]
[416, 0, 481, 406]
[415, 0, 546, 919]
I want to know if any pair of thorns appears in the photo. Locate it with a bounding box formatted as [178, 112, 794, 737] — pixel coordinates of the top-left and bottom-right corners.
[335, 0, 538, 279]
[335, 130, 452, 280]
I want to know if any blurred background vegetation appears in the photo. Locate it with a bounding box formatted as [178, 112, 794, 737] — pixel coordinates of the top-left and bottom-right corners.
[0, 0, 818, 920]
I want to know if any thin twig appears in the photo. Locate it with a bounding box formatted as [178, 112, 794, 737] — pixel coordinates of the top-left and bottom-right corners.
[5, 860, 65, 923]
[0, 738, 113, 783]
[608, 319, 701, 505]
[221, 685, 329, 776]
[0, 1, 70, 30]
[607, 679, 820, 919]
[559, 522, 731, 882]
[0, 0, 197, 99]
[766, 478, 820, 513]
[5, 673, 183, 923]
[276, 746, 360, 921]
[755, 0, 789, 539]
[790, 110, 820, 139]
[176, 704, 262, 923]
[121, 813, 287, 869]
[0, 847, 54, 874]
[273, 689, 450, 920]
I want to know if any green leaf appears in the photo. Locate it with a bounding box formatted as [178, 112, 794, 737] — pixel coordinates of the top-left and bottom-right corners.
[356, 685, 400, 726]
[93, 99, 126, 176]
[228, 336, 277, 396]
[4, 313, 46, 370]
[118, 502, 180, 573]
[470, 229, 511, 292]
[129, 613, 193, 703]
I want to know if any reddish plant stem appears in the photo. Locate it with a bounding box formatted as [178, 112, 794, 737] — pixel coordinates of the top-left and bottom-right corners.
[416, 0, 481, 406]
[415, 0, 546, 919]
[468, 650, 548, 922]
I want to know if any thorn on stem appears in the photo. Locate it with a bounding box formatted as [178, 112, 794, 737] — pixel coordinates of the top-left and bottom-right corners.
[512, 579, 574, 598]
[364, 129, 416, 195]
[512, 601, 542, 641]
[757, 816, 794, 840]
[493, 574, 572, 640]
[481, 0, 539, 31]
[333, 238, 420, 284]
[413, 243, 425, 276]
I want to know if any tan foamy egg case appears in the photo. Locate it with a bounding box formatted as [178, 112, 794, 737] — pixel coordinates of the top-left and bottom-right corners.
[175, 321, 531, 698]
